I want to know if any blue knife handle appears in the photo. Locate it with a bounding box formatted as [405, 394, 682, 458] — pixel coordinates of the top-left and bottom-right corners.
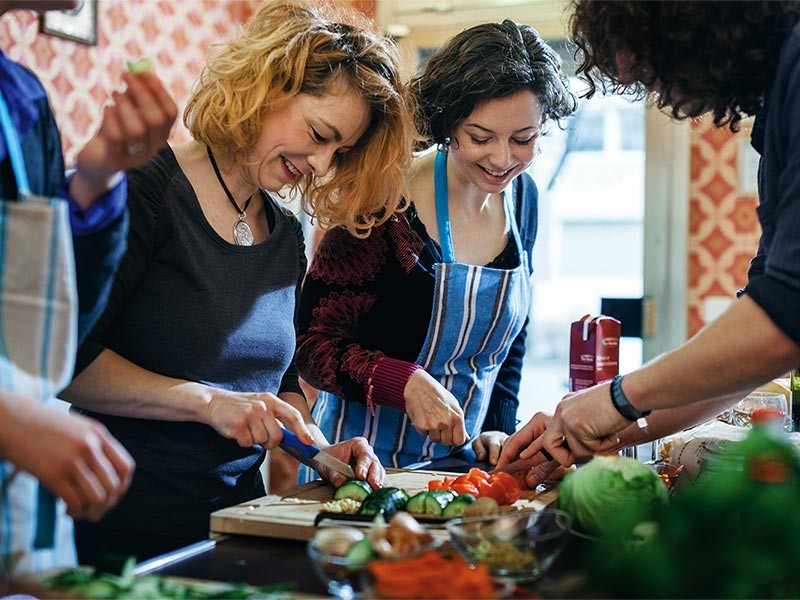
[279, 427, 320, 460]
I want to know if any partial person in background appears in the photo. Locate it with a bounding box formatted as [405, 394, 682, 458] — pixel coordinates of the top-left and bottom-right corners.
[498, 0, 800, 484]
[62, 0, 414, 564]
[296, 19, 576, 479]
[0, 0, 176, 578]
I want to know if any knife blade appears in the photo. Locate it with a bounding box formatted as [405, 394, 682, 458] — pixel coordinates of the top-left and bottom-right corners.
[279, 427, 355, 479]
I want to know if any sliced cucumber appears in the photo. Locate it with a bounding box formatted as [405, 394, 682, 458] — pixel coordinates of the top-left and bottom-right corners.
[405, 492, 429, 515]
[442, 493, 476, 518]
[359, 487, 409, 518]
[333, 479, 373, 501]
[345, 537, 375, 569]
[424, 490, 456, 516]
[126, 57, 153, 73]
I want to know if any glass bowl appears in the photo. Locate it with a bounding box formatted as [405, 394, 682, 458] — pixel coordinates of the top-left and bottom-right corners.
[445, 509, 572, 582]
[646, 460, 685, 493]
[307, 540, 368, 600]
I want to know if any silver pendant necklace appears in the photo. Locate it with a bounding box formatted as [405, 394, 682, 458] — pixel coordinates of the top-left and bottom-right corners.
[207, 145, 254, 246]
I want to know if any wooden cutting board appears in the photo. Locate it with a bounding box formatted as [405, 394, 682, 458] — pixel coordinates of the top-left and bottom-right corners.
[209, 468, 558, 541]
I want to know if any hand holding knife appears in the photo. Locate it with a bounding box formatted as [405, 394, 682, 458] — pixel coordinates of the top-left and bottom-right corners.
[279, 427, 355, 480]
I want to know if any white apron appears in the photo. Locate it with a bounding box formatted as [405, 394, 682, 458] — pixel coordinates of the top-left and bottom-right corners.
[302, 150, 531, 477]
[0, 87, 78, 577]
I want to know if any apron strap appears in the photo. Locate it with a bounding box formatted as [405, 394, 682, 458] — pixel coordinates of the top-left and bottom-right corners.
[435, 150, 527, 267]
[434, 150, 455, 264]
[0, 89, 31, 198]
[505, 178, 524, 257]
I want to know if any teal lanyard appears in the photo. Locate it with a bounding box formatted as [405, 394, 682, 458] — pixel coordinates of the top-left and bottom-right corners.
[0, 89, 31, 198]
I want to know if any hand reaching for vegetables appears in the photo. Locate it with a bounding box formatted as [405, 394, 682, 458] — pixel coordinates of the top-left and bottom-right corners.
[496, 411, 552, 468]
[404, 369, 467, 446]
[317, 437, 385, 489]
[471, 430, 508, 465]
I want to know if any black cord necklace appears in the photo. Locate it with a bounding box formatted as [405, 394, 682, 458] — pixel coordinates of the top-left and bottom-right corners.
[207, 145, 254, 246]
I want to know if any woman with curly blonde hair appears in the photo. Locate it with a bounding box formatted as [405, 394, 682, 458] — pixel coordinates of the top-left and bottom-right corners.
[62, 0, 414, 565]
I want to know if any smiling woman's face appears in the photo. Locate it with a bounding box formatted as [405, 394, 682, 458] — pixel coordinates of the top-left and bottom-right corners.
[448, 90, 545, 194]
[248, 80, 371, 193]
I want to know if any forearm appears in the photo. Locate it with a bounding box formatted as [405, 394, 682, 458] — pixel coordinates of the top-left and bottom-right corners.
[623, 296, 800, 413]
[0, 390, 33, 457]
[62, 349, 212, 423]
[69, 171, 124, 211]
[615, 394, 744, 449]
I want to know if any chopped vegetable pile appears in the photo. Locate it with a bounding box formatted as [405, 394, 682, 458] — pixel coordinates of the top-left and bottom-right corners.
[331, 469, 514, 519]
[44, 557, 295, 600]
[426, 467, 523, 505]
[367, 549, 496, 599]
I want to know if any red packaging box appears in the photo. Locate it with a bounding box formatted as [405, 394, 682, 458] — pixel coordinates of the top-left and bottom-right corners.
[569, 314, 621, 392]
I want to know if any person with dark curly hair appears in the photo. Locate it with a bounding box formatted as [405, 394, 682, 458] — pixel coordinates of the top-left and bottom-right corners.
[296, 20, 576, 476]
[498, 0, 800, 485]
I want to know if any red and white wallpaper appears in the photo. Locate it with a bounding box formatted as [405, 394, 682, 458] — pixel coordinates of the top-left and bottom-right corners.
[687, 115, 761, 337]
[0, 1, 261, 165]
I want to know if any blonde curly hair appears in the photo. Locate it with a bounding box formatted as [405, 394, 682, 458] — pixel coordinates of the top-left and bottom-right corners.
[184, 0, 415, 236]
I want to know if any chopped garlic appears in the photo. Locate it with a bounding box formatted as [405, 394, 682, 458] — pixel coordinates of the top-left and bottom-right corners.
[322, 498, 362, 513]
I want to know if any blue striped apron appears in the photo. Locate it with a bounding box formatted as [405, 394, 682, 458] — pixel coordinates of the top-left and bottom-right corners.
[0, 89, 78, 576]
[301, 150, 531, 479]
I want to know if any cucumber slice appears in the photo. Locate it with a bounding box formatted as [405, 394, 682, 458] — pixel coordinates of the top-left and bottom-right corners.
[359, 487, 409, 518]
[126, 57, 153, 73]
[333, 479, 373, 501]
[345, 537, 375, 569]
[405, 492, 429, 515]
[424, 490, 456, 516]
[442, 493, 476, 518]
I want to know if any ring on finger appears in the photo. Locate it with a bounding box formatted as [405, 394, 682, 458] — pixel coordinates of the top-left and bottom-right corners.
[126, 142, 146, 156]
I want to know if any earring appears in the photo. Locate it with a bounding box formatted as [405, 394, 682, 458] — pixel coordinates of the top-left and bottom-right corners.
[436, 137, 451, 153]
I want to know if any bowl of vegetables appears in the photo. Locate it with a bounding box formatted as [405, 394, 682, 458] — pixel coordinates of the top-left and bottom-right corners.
[308, 513, 437, 599]
[445, 509, 572, 582]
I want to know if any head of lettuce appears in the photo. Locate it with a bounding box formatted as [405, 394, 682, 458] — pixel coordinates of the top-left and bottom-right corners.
[558, 454, 669, 538]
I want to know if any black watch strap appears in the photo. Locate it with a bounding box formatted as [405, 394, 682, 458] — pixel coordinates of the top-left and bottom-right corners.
[610, 375, 651, 421]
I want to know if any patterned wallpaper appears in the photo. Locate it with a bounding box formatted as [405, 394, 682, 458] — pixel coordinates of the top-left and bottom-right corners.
[0, 1, 263, 166]
[687, 115, 761, 337]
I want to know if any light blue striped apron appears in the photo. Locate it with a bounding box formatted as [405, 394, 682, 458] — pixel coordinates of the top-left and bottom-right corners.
[301, 150, 531, 479]
[0, 89, 78, 577]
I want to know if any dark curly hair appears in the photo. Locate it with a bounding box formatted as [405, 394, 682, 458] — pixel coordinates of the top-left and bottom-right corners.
[570, 0, 798, 131]
[411, 20, 577, 148]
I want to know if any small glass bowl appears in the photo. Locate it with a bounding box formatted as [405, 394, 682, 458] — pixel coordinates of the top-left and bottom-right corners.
[445, 509, 572, 582]
[646, 460, 684, 493]
[307, 541, 368, 600]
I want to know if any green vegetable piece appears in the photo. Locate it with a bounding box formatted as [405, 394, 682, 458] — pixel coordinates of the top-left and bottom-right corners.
[359, 487, 408, 518]
[126, 57, 153, 73]
[345, 536, 376, 568]
[333, 479, 373, 501]
[442, 493, 476, 518]
[558, 454, 668, 537]
[424, 489, 456, 515]
[405, 491, 429, 514]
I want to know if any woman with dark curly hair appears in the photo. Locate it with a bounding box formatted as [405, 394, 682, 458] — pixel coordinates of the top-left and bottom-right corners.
[498, 0, 800, 485]
[296, 20, 576, 475]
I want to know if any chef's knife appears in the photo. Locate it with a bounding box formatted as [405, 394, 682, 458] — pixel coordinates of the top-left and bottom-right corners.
[279, 427, 356, 479]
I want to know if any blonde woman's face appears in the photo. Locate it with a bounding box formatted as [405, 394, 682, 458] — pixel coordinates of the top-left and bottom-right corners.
[250, 82, 371, 192]
[449, 90, 544, 194]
